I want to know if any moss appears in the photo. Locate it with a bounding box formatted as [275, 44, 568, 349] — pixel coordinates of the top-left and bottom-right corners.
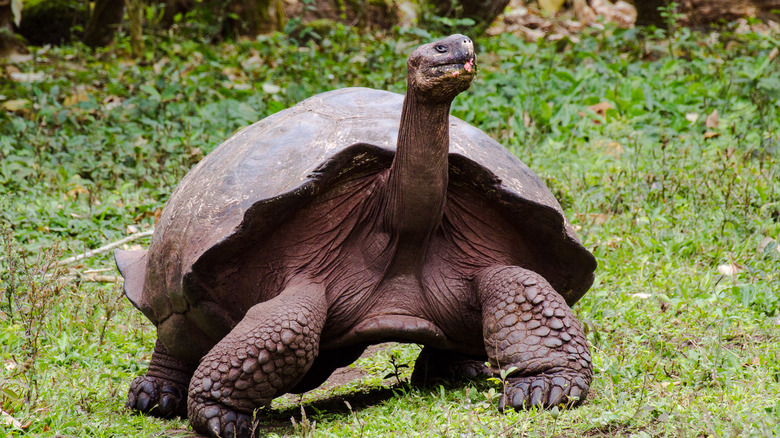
[306, 18, 339, 34]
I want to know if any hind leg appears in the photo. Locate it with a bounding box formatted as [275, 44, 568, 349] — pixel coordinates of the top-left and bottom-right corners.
[126, 339, 196, 418]
[476, 266, 592, 410]
[187, 281, 327, 438]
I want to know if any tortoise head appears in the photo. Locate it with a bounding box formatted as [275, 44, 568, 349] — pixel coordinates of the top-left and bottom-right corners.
[407, 34, 477, 104]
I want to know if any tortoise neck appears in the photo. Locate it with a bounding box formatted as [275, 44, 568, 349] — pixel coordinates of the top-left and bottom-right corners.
[384, 88, 451, 266]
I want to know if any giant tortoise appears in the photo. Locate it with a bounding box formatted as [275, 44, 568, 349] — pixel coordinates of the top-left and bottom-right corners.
[115, 34, 597, 438]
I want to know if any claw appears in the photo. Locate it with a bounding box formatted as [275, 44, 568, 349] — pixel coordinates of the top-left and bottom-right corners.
[223, 422, 236, 438]
[529, 386, 543, 408]
[208, 417, 222, 437]
[547, 385, 564, 407]
[568, 386, 583, 404]
[511, 383, 529, 408]
[498, 394, 508, 412]
[159, 394, 174, 415]
[237, 418, 251, 438]
[137, 392, 151, 412]
[223, 410, 237, 424]
[498, 371, 590, 411]
[127, 375, 188, 418]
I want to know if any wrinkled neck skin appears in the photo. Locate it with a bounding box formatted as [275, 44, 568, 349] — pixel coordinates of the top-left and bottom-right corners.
[384, 85, 452, 275]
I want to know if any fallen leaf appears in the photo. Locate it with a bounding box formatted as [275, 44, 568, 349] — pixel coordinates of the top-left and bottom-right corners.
[126, 224, 140, 234]
[769, 46, 778, 62]
[685, 112, 699, 124]
[221, 66, 244, 82]
[153, 57, 170, 74]
[1, 410, 22, 428]
[591, 0, 636, 28]
[67, 186, 89, 199]
[703, 131, 720, 139]
[7, 52, 32, 63]
[2, 99, 30, 112]
[758, 236, 779, 254]
[573, 0, 598, 25]
[705, 109, 719, 129]
[523, 110, 531, 127]
[632, 293, 652, 299]
[64, 86, 89, 107]
[751, 356, 761, 366]
[103, 95, 123, 111]
[10, 71, 45, 82]
[539, 0, 565, 14]
[518, 24, 547, 41]
[604, 141, 624, 157]
[241, 51, 263, 70]
[262, 83, 281, 94]
[717, 263, 743, 276]
[588, 101, 614, 117]
[579, 101, 614, 124]
[589, 213, 610, 225]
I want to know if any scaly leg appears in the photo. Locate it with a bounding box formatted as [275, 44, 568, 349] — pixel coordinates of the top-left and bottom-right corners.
[187, 281, 327, 438]
[476, 266, 592, 410]
[126, 339, 195, 418]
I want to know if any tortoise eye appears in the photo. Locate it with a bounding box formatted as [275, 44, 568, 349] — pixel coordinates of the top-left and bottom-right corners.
[435, 44, 448, 53]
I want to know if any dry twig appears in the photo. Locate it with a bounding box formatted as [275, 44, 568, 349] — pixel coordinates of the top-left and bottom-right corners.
[56, 230, 153, 267]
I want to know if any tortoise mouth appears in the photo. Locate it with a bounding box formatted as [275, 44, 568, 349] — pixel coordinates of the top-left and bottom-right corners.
[432, 58, 477, 79]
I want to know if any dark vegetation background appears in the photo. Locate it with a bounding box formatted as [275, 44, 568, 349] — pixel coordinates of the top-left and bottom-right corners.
[1, 0, 779, 436]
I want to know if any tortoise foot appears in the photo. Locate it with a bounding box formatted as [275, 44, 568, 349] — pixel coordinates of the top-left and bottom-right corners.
[126, 375, 187, 418]
[498, 369, 589, 411]
[189, 400, 257, 438]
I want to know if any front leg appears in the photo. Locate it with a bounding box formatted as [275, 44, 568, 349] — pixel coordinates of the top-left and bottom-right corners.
[187, 280, 327, 438]
[476, 266, 592, 410]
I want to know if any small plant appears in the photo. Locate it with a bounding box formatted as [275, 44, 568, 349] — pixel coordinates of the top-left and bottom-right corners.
[344, 401, 365, 438]
[383, 351, 410, 385]
[486, 363, 519, 402]
[95, 283, 124, 345]
[291, 405, 317, 438]
[1, 228, 71, 405]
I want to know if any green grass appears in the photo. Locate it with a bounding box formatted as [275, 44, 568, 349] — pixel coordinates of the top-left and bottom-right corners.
[1, 20, 779, 437]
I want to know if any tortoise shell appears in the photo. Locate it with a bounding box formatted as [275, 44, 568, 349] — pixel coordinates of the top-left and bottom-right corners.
[119, 87, 596, 357]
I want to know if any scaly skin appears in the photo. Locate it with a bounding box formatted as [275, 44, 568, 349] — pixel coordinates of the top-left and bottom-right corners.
[126, 340, 195, 418]
[476, 266, 592, 409]
[187, 282, 327, 438]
